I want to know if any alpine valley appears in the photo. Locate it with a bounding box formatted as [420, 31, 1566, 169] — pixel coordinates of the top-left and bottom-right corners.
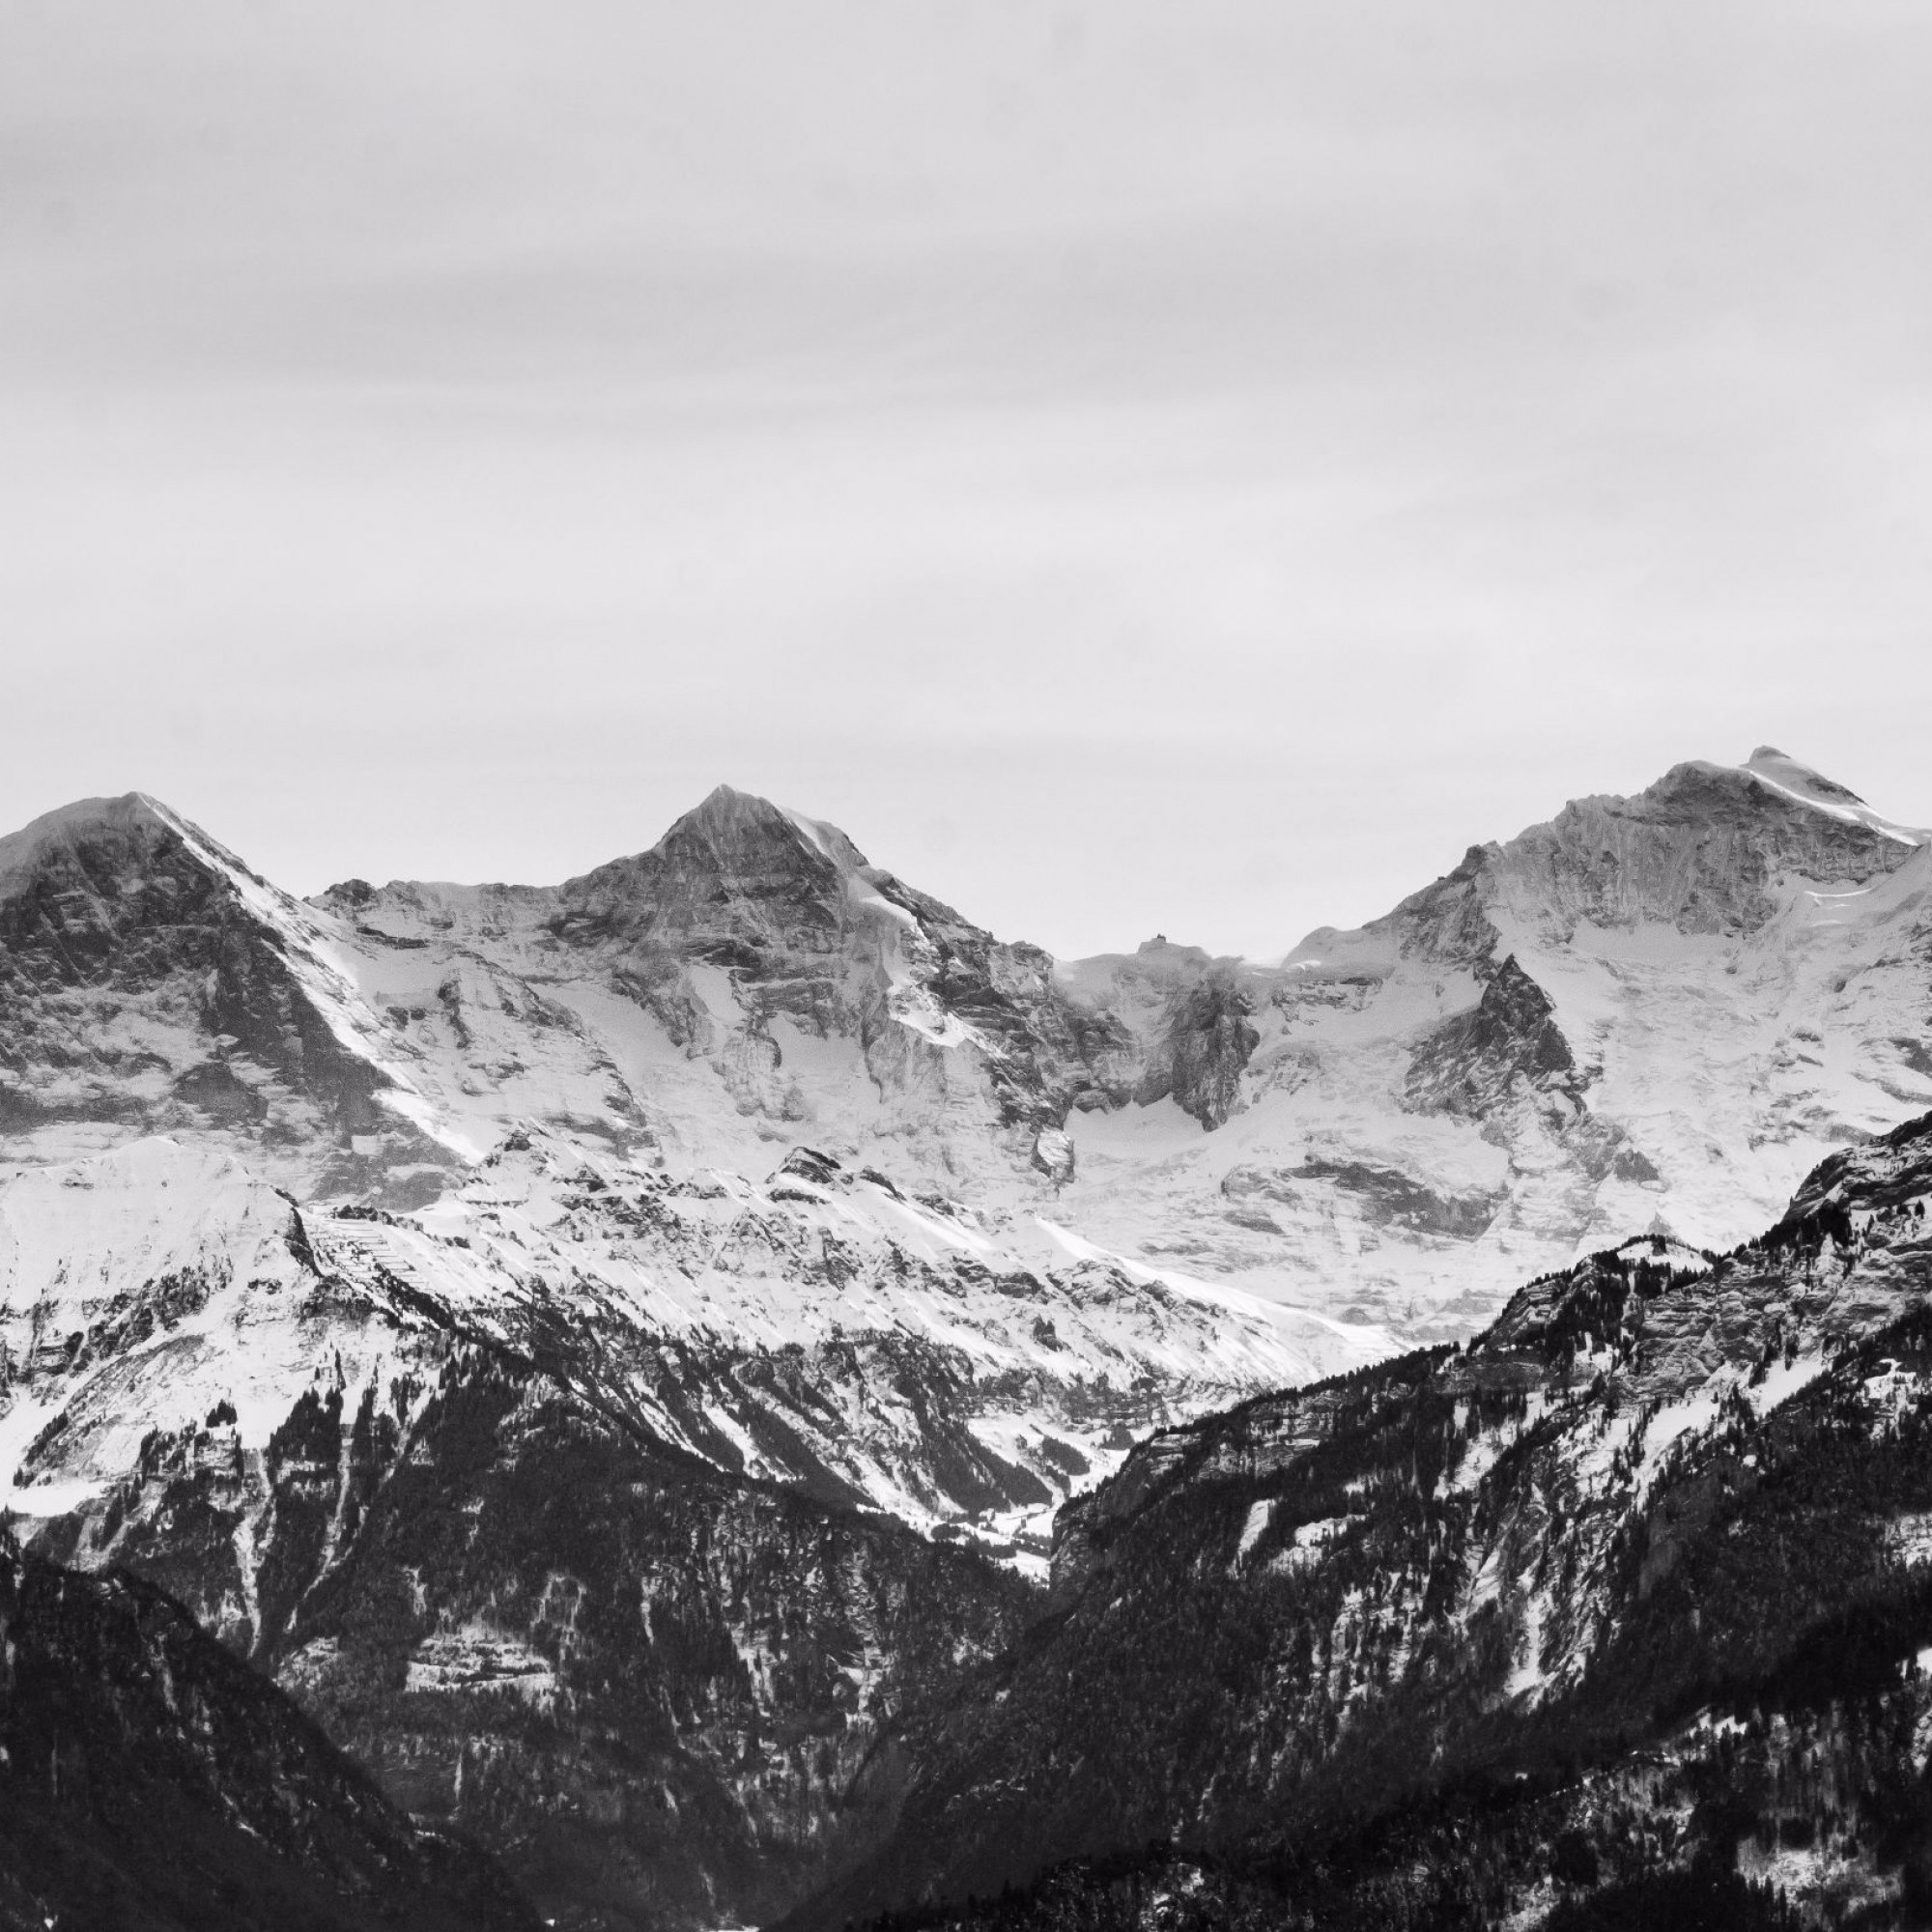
[5, 748, 1932, 1929]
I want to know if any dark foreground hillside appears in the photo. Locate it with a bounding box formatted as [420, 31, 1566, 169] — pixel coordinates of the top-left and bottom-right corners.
[0, 1531, 537, 1932]
[36, 1344, 1040, 1931]
[792, 1113, 1932, 1930]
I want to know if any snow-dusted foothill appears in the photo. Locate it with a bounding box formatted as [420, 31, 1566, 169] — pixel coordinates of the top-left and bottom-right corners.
[0, 1126, 1381, 1575]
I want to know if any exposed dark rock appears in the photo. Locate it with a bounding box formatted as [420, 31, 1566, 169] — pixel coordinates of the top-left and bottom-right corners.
[0, 795, 447, 1172]
[1406, 953, 1577, 1117]
[1226, 1158, 1502, 1239]
[777, 1144, 844, 1188]
[1131, 966, 1258, 1128]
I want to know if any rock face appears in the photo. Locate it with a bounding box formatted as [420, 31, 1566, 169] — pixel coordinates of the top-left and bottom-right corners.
[0, 1530, 536, 1932]
[1405, 953, 1579, 1117]
[786, 1110, 1932, 1931]
[0, 795, 432, 1185]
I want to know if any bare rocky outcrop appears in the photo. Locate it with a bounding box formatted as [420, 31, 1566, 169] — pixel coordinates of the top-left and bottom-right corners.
[1405, 953, 1578, 1116]
[0, 796, 438, 1183]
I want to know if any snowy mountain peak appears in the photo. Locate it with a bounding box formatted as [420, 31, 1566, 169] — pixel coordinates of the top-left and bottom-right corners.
[1745, 744, 1862, 800]
[552, 784, 883, 955]
[0, 789, 465, 1194]
[1354, 751, 1932, 965]
[654, 782, 871, 877]
[0, 791, 293, 928]
[0, 790, 170, 897]
[1606, 748, 1927, 855]
[1739, 744, 1926, 845]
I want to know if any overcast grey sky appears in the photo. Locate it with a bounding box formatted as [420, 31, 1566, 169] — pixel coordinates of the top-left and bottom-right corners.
[5, 1, 1932, 956]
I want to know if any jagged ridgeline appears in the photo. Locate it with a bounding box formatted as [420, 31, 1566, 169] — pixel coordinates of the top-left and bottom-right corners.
[4, 749, 1932, 1929]
[5, 747, 1932, 1335]
[786, 1112, 1932, 1930]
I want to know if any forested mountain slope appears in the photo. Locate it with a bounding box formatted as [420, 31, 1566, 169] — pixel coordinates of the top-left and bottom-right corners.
[793, 1110, 1932, 1931]
[0, 1531, 536, 1932]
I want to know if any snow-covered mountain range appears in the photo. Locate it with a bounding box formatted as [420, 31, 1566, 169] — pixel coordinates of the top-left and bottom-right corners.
[0, 782, 1397, 1558]
[1057, 746, 1932, 1336]
[3, 746, 1930, 1927]
[5, 746, 1929, 1561]
[9, 750, 1929, 1329]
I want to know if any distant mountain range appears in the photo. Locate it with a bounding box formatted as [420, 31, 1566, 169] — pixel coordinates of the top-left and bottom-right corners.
[8, 746, 1927, 1335]
[3, 748, 1930, 1927]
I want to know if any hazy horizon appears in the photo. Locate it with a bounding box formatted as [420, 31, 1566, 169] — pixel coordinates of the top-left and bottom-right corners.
[7, 2, 1932, 956]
